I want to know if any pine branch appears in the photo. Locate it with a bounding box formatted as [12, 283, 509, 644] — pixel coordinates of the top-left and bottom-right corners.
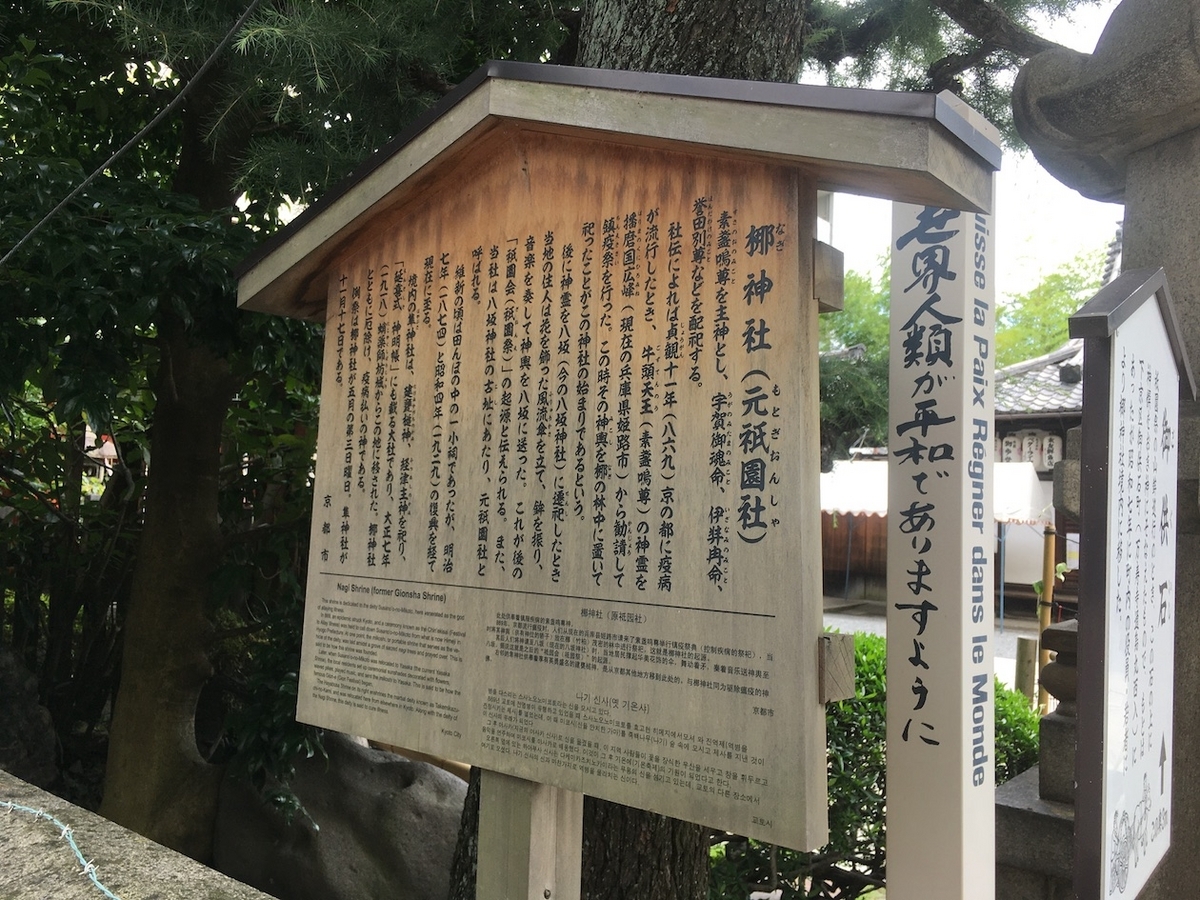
[806, 4, 907, 71]
[927, 43, 992, 92]
[928, 0, 1071, 58]
[409, 62, 455, 96]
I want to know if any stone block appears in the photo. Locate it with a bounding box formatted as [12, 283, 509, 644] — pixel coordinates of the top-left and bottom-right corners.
[1177, 477, 1200, 535]
[996, 766, 1074, 879]
[996, 863, 1074, 900]
[213, 732, 466, 900]
[1064, 426, 1081, 462]
[0, 768, 272, 900]
[1040, 619, 1077, 659]
[1038, 710, 1076, 804]
[1053, 458, 1080, 520]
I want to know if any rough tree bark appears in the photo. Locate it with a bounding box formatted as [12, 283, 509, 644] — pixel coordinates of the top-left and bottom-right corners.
[580, 795, 711, 899]
[450, 3, 807, 897]
[96, 66, 254, 858]
[100, 311, 240, 859]
[577, 0, 805, 82]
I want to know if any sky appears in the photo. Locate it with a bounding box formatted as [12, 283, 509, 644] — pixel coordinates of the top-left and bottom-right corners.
[821, 0, 1123, 300]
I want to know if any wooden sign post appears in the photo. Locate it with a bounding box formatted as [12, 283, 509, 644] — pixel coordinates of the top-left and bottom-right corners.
[1071, 269, 1196, 899]
[237, 61, 1000, 897]
[478, 771, 582, 900]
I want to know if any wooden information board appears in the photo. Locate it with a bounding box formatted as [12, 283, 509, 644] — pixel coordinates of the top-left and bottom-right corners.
[296, 127, 826, 849]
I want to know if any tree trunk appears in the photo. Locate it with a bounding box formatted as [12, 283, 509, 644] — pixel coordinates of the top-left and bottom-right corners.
[99, 312, 239, 861]
[447, 768, 482, 900]
[449, 4, 809, 897]
[581, 798, 709, 900]
[43, 420, 85, 703]
[580, 4, 807, 895]
[96, 64, 251, 858]
[577, 0, 805, 82]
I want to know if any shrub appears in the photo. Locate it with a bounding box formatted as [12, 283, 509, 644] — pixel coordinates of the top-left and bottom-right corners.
[709, 631, 1040, 899]
[994, 674, 1039, 784]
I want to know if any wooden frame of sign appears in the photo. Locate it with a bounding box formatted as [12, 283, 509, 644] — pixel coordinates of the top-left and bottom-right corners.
[1071, 268, 1196, 899]
[237, 61, 1000, 898]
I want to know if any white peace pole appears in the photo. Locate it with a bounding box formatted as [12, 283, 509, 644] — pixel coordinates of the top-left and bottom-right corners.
[887, 200, 996, 899]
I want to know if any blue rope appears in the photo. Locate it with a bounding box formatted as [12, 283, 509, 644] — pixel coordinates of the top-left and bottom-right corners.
[1, 799, 122, 899]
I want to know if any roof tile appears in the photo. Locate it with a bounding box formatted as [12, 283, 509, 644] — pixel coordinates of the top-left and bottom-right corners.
[994, 339, 1083, 416]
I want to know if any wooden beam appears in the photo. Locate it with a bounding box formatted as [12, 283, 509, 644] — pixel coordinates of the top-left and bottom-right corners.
[478, 770, 583, 900]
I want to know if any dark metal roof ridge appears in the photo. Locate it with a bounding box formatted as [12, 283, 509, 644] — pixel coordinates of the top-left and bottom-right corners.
[994, 409, 1081, 420]
[236, 60, 1002, 280]
[995, 338, 1083, 381]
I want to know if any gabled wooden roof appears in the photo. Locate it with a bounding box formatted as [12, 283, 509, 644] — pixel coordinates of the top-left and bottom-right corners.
[237, 60, 1001, 321]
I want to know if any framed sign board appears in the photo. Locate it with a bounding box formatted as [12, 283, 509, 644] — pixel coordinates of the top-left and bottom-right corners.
[1072, 268, 1196, 898]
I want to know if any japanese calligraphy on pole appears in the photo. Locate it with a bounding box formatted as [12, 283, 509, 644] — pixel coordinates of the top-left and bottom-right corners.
[888, 202, 996, 900]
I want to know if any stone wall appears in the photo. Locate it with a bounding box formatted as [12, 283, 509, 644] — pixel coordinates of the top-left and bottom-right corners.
[0, 768, 273, 900]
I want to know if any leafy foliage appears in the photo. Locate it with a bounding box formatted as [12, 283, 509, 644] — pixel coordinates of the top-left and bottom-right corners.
[46, 0, 568, 212]
[0, 0, 568, 817]
[994, 677, 1040, 784]
[995, 248, 1103, 367]
[820, 269, 890, 359]
[709, 632, 1040, 899]
[0, 383, 141, 768]
[804, 0, 1105, 145]
[819, 269, 890, 468]
[819, 354, 890, 470]
[0, 31, 262, 784]
[217, 523, 325, 824]
[209, 325, 325, 813]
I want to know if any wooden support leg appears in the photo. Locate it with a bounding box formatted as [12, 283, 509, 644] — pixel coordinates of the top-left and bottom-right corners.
[1015, 635, 1038, 705]
[477, 769, 583, 900]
